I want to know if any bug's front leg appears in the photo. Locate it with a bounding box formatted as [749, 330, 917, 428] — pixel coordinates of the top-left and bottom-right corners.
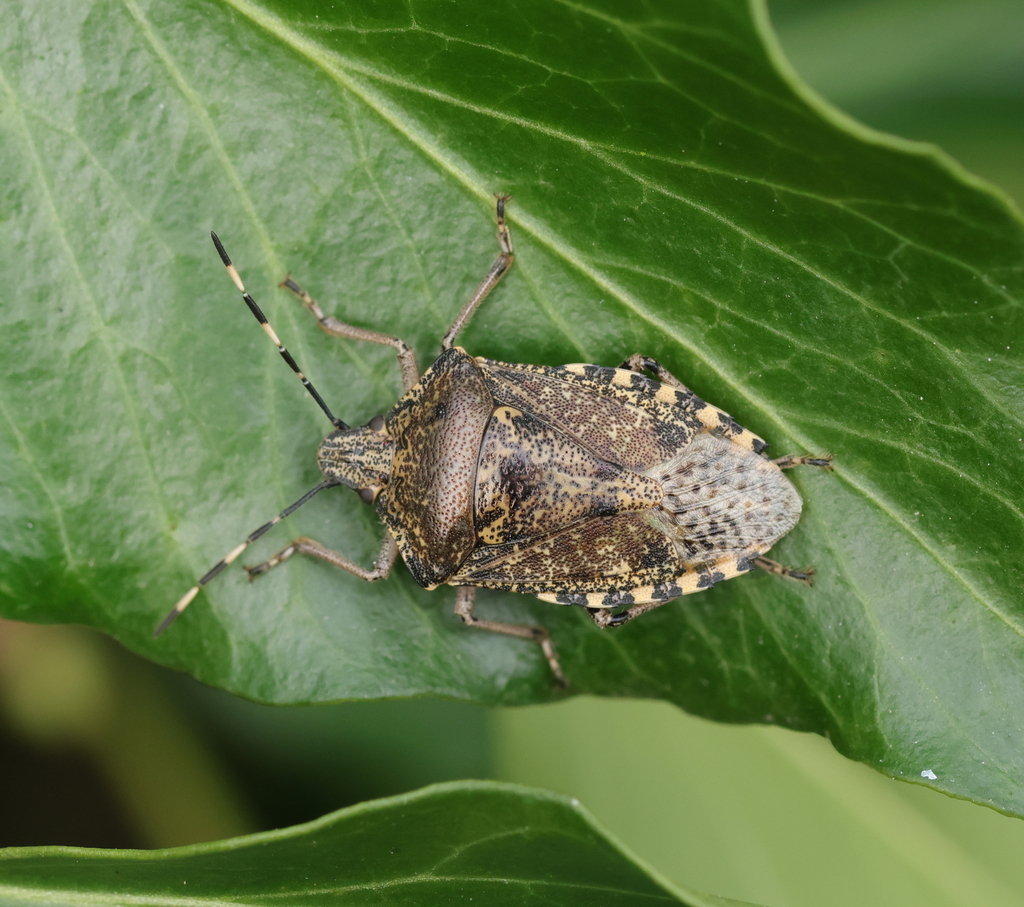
[279, 277, 420, 392]
[246, 534, 399, 582]
[454, 587, 565, 686]
[441, 195, 515, 350]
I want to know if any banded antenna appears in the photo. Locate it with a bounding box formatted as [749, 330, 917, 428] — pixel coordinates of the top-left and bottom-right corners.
[155, 233, 347, 636]
[155, 479, 338, 637]
[210, 231, 348, 430]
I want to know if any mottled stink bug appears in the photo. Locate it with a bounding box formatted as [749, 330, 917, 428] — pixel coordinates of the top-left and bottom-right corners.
[157, 197, 831, 684]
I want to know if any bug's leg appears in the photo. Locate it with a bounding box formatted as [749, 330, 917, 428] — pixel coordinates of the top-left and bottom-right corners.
[752, 556, 815, 586]
[454, 586, 566, 686]
[772, 453, 834, 471]
[441, 195, 515, 350]
[586, 600, 669, 629]
[246, 534, 399, 582]
[618, 354, 692, 393]
[280, 277, 420, 393]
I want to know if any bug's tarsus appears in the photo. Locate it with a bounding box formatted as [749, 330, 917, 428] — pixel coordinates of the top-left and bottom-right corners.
[773, 453, 834, 471]
[441, 196, 515, 350]
[598, 610, 630, 630]
[454, 586, 566, 687]
[752, 556, 815, 586]
[155, 479, 339, 637]
[209, 231, 347, 430]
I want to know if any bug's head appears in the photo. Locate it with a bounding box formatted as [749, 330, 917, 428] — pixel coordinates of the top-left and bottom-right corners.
[317, 414, 393, 503]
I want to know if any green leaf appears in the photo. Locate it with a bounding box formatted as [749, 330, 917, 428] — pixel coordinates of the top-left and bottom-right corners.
[0, 781, 753, 907]
[2, 0, 1023, 816]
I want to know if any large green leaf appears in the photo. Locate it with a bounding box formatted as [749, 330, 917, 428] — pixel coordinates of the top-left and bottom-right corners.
[0, 781, 751, 907]
[2, 0, 1023, 814]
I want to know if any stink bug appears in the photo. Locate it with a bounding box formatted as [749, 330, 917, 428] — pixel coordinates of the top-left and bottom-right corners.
[157, 197, 831, 684]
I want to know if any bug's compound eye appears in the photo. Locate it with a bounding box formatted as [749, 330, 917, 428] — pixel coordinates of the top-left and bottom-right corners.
[368, 414, 385, 432]
[358, 486, 377, 505]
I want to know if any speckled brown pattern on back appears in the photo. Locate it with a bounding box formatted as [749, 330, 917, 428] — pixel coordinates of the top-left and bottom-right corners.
[374, 350, 804, 607]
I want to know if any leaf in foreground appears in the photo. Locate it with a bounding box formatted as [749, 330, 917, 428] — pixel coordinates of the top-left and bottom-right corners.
[0, 782, 754, 907]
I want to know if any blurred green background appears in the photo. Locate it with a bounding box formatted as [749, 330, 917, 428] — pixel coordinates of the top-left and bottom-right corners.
[1, 2, 1021, 905]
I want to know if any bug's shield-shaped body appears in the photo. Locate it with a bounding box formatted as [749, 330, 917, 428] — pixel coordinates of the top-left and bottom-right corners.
[164, 205, 822, 685]
[373, 347, 801, 608]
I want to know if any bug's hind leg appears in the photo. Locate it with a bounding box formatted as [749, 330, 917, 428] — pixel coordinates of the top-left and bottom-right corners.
[279, 277, 421, 392]
[246, 535, 399, 583]
[773, 453, 834, 471]
[618, 354, 692, 393]
[586, 599, 670, 629]
[754, 457, 830, 585]
[752, 555, 815, 586]
[454, 586, 565, 686]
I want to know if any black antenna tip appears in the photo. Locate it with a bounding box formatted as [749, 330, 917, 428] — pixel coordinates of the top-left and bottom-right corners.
[153, 609, 178, 638]
[210, 231, 232, 267]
